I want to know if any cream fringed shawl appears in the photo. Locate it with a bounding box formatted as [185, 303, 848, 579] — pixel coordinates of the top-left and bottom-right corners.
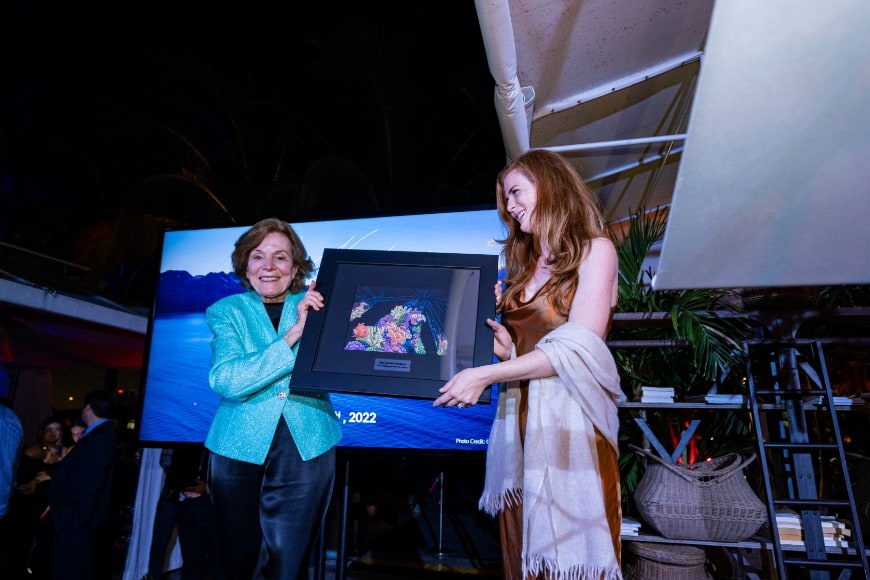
[479, 322, 624, 580]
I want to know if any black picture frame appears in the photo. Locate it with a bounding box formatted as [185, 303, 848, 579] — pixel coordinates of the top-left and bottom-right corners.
[290, 248, 499, 402]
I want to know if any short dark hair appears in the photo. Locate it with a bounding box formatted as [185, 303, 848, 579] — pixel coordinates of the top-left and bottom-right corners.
[84, 390, 114, 419]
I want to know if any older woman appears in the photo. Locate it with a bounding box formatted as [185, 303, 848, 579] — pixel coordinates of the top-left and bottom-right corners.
[205, 217, 342, 579]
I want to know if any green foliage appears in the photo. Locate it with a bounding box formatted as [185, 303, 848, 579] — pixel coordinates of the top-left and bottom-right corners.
[610, 208, 756, 506]
[815, 285, 870, 309]
[610, 207, 749, 399]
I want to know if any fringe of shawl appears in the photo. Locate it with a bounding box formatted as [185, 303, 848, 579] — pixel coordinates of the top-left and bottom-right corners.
[478, 375, 525, 517]
[525, 554, 623, 580]
[479, 487, 523, 516]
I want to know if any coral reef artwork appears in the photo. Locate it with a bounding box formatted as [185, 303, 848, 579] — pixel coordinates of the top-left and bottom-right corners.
[344, 286, 450, 355]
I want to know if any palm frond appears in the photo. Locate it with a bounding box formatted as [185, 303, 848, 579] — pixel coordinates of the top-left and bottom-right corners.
[610, 207, 750, 389]
[610, 208, 755, 510]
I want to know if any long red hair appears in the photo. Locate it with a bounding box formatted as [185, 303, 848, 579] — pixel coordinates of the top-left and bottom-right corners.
[495, 150, 606, 317]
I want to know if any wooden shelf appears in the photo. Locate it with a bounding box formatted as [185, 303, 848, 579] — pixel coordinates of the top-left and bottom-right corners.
[618, 402, 746, 411]
[621, 531, 772, 549]
[621, 532, 866, 556]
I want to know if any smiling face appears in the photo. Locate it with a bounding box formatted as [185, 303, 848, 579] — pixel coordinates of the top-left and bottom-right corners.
[246, 232, 299, 303]
[503, 169, 538, 234]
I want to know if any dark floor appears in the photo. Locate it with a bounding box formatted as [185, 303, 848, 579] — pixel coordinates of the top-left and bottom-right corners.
[319, 454, 502, 579]
[114, 453, 502, 580]
[155, 488, 502, 580]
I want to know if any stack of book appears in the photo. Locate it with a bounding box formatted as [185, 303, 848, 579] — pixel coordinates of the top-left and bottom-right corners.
[704, 393, 745, 404]
[775, 507, 852, 552]
[621, 516, 642, 537]
[636, 386, 674, 403]
[803, 395, 865, 407]
[832, 396, 864, 407]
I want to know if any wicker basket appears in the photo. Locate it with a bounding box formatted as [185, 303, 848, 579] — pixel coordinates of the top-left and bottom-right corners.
[630, 444, 768, 542]
[623, 542, 711, 580]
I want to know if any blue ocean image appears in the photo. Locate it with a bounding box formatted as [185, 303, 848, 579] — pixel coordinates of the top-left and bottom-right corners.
[139, 313, 219, 443]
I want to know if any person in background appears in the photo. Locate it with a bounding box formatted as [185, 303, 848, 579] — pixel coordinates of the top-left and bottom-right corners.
[68, 418, 86, 449]
[145, 445, 223, 580]
[19, 416, 66, 471]
[5, 415, 67, 579]
[0, 396, 24, 577]
[205, 217, 342, 579]
[434, 149, 623, 579]
[0, 396, 23, 519]
[48, 390, 117, 580]
[144, 449, 180, 580]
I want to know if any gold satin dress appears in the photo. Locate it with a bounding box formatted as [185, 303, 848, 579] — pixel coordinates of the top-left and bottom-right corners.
[498, 290, 622, 579]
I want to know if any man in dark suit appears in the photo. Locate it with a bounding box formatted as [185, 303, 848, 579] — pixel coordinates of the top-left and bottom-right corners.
[47, 389, 116, 580]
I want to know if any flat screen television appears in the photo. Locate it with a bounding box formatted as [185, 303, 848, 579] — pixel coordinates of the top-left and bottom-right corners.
[137, 207, 506, 453]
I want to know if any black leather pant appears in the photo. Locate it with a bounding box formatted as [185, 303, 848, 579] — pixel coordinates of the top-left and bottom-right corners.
[208, 420, 335, 580]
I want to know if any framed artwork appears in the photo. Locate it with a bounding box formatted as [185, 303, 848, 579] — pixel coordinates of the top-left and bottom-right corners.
[290, 248, 499, 402]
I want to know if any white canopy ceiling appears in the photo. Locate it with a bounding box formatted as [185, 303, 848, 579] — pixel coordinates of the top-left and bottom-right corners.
[475, 0, 714, 224]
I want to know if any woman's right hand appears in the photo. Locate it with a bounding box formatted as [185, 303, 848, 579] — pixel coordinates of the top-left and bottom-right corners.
[490, 280, 512, 360]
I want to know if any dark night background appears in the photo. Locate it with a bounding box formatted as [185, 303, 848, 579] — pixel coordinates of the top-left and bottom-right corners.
[0, 8, 507, 573]
[0, 2, 506, 308]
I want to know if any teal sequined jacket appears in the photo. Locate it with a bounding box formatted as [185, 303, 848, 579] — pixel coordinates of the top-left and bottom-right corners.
[204, 289, 342, 464]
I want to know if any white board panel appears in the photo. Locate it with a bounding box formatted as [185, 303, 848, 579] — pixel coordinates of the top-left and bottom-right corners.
[653, 0, 870, 290]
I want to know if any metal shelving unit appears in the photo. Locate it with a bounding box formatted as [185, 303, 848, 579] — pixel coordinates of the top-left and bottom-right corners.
[747, 339, 868, 578]
[612, 308, 870, 579]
